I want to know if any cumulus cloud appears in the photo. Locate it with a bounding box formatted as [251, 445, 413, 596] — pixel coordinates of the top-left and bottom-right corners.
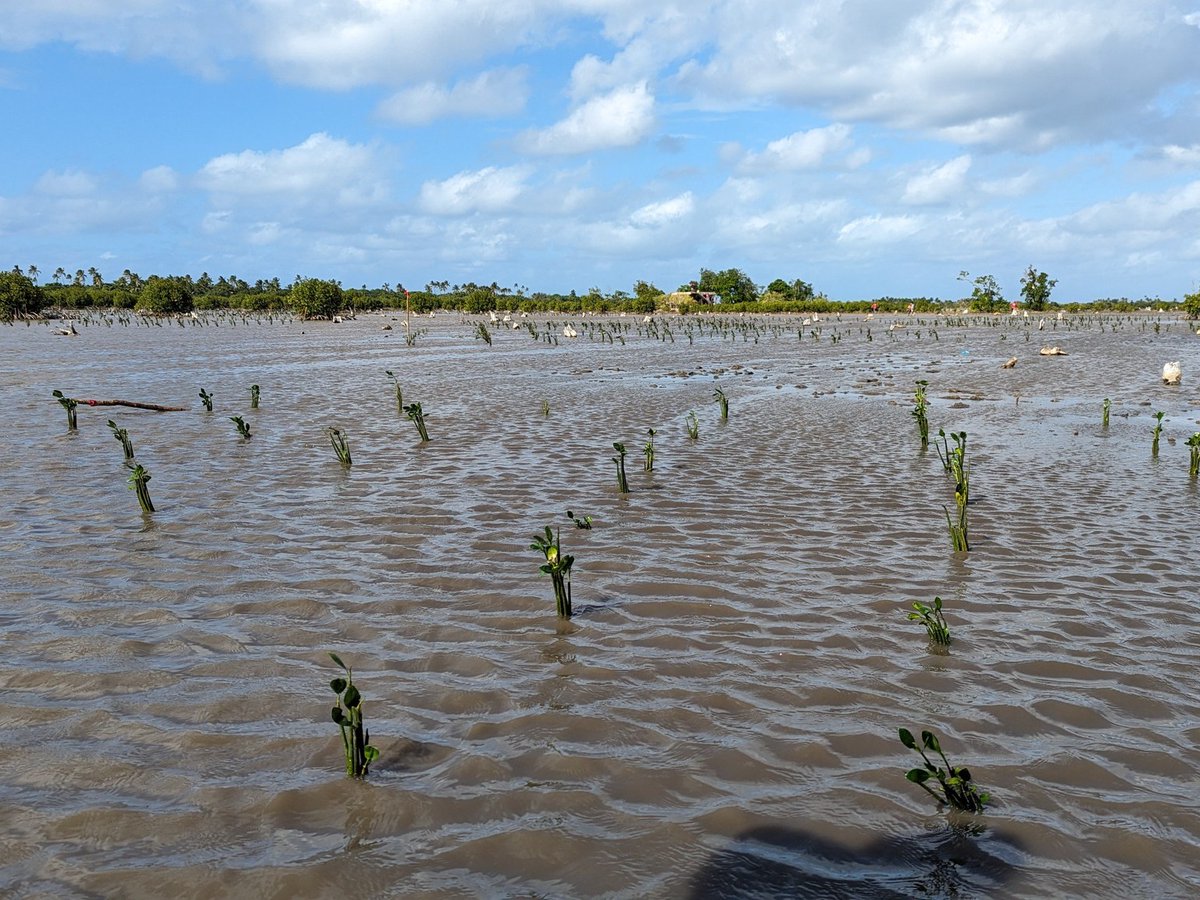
[737, 124, 857, 172]
[517, 82, 655, 155]
[418, 166, 529, 215]
[629, 192, 694, 227]
[197, 133, 385, 207]
[837, 214, 922, 246]
[674, 0, 1200, 150]
[376, 67, 529, 125]
[902, 155, 972, 205]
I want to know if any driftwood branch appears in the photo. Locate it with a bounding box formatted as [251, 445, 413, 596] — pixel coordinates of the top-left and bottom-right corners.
[83, 399, 188, 412]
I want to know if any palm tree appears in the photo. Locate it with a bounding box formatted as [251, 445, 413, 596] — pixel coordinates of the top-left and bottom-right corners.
[27, 264, 39, 284]
[88, 266, 102, 287]
[53, 267, 66, 284]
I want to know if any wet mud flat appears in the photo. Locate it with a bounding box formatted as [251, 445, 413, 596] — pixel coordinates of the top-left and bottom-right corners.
[1, 310, 1199, 898]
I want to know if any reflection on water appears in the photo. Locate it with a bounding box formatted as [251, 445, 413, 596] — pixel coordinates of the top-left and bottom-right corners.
[1, 310, 1198, 897]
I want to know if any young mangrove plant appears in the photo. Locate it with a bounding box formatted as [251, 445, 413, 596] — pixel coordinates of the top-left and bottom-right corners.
[1102, 398, 1110, 429]
[566, 509, 593, 530]
[531, 525, 575, 618]
[231, 415, 252, 440]
[899, 728, 990, 813]
[199, 387, 213, 412]
[1188, 432, 1200, 479]
[945, 504, 970, 552]
[643, 428, 657, 472]
[1152, 410, 1165, 458]
[475, 321, 493, 345]
[385, 370, 403, 413]
[912, 380, 930, 449]
[685, 411, 700, 441]
[907, 596, 951, 646]
[936, 430, 970, 508]
[541, 398, 551, 417]
[127, 463, 154, 513]
[612, 442, 630, 493]
[328, 652, 380, 778]
[327, 427, 352, 466]
[404, 401, 430, 442]
[250, 384, 260, 409]
[713, 387, 729, 421]
[108, 419, 135, 460]
[52, 389, 78, 430]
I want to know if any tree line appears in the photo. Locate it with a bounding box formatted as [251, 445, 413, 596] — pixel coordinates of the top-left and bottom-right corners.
[2, 263, 1197, 322]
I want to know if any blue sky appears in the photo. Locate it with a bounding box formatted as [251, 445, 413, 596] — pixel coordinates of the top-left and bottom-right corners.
[3, 1, 1200, 302]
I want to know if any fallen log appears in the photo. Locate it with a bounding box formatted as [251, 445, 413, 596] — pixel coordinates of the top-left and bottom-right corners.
[83, 399, 188, 412]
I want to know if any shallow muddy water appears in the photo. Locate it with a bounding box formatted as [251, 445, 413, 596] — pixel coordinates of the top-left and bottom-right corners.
[2, 309, 1199, 898]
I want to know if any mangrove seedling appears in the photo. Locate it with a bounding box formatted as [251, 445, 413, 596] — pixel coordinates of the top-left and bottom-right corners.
[643, 428, 657, 472]
[475, 321, 493, 345]
[612, 442, 630, 493]
[250, 384, 260, 409]
[907, 596, 951, 646]
[531, 525, 574, 617]
[199, 387, 213, 412]
[1102, 398, 1110, 429]
[713, 387, 729, 421]
[108, 419, 135, 459]
[231, 415, 251, 439]
[1151, 410, 1165, 458]
[52, 389, 78, 430]
[404, 401, 430, 442]
[912, 380, 930, 448]
[899, 728, 990, 813]
[541, 399, 550, 417]
[685, 411, 700, 441]
[328, 652, 380, 778]
[566, 509, 593, 530]
[944, 504, 970, 552]
[1187, 432, 1200, 479]
[385, 370, 403, 413]
[327, 427, 352, 466]
[127, 463, 154, 513]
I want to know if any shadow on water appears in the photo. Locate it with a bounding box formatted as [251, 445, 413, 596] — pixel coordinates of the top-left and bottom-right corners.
[688, 823, 1024, 899]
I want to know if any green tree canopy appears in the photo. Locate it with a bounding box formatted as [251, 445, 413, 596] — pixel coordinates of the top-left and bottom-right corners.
[697, 268, 759, 304]
[288, 278, 345, 319]
[1019, 266, 1056, 311]
[136, 276, 195, 315]
[1183, 289, 1200, 320]
[958, 270, 1004, 313]
[0, 270, 44, 321]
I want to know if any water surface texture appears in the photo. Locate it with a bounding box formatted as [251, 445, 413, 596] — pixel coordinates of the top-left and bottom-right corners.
[2, 310, 1199, 898]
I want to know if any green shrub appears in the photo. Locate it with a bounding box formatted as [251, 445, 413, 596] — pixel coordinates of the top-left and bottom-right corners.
[136, 277, 194, 315]
[289, 278, 345, 320]
[0, 271, 45, 320]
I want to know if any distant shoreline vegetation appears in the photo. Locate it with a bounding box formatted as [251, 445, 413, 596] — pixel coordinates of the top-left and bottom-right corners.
[3, 265, 1198, 321]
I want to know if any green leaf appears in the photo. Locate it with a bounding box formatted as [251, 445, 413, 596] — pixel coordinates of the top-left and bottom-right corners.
[898, 728, 916, 749]
[328, 651, 347, 670]
[364, 745, 380, 762]
[329, 677, 347, 694]
[905, 768, 930, 784]
[331, 706, 346, 725]
[343, 683, 361, 709]
[922, 731, 941, 753]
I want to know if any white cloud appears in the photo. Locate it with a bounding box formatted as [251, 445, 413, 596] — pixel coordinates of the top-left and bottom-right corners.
[138, 165, 179, 192]
[902, 155, 972, 205]
[197, 133, 384, 207]
[418, 166, 529, 215]
[837, 214, 922, 246]
[629, 192, 694, 227]
[1162, 144, 1200, 167]
[738, 124, 856, 172]
[517, 82, 655, 155]
[376, 67, 529, 125]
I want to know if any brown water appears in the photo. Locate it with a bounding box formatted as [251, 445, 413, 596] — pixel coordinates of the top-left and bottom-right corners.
[2, 310, 1198, 898]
